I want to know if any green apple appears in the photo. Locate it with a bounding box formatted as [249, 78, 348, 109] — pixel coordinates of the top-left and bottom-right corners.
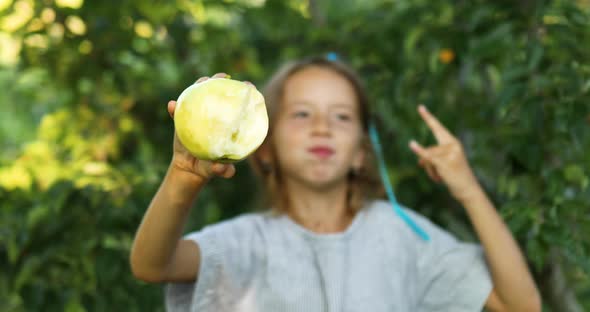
[174, 78, 268, 162]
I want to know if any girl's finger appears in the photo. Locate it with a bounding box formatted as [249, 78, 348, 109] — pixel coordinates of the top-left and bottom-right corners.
[418, 158, 428, 168]
[414, 143, 452, 168]
[195, 73, 228, 85]
[168, 100, 176, 119]
[425, 163, 442, 183]
[195, 76, 209, 84]
[418, 158, 442, 183]
[212, 72, 228, 79]
[409, 140, 431, 161]
[210, 163, 236, 178]
[221, 164, 236, 179]
[417, 105, 455, 144]
[210, 162, 225, 175]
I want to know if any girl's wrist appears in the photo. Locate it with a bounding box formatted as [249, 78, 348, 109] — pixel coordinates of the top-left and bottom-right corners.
[166, 163, 208, 195]
[456, 185, 488, 208]
[448, 171, 483, 204]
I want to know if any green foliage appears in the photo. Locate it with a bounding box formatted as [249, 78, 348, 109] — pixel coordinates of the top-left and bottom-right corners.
[1, 182, 163, 311]
[1, 0, 589, 310]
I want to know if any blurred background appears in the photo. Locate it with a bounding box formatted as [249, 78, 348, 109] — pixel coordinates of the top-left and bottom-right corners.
[0, 0, 589, 311]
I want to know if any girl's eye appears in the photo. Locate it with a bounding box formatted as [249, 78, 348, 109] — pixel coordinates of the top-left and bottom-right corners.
[293, 111, 309, 118]
[336, 113, 351, 121]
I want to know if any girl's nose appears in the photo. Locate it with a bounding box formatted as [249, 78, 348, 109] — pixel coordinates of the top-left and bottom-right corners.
[311, 114, 331, 136]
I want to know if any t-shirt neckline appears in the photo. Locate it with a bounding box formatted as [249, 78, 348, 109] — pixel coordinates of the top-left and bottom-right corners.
[279, 203, 369, 242]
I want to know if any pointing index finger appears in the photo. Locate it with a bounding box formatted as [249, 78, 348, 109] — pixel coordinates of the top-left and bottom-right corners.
[418, 105, 455, 144]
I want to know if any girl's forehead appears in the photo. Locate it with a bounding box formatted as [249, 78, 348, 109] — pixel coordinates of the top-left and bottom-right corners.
[282, 66, 358, 107]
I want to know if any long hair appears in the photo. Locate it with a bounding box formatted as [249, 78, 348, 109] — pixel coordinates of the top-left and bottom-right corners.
[248, 56, 383, 215]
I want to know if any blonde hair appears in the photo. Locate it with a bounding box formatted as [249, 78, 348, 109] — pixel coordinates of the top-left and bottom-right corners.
[249, 56, 383, 215]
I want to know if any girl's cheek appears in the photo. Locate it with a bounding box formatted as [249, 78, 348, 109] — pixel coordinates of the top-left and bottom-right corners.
[276, 121, 304, 143]
[286, 118, 309, 130]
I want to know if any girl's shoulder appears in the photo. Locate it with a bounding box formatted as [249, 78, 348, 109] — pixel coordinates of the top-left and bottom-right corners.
[182, 211, 268, 243]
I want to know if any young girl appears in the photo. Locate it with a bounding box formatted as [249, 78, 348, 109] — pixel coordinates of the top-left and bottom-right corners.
[130, 57, 541, 311]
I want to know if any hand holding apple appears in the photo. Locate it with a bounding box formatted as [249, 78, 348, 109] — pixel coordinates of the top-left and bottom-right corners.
[168, 73, 268, 183]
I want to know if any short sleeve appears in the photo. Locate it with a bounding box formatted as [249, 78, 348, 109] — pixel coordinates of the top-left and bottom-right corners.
[165, 214, 265, 312]
[406, 210, 493, 312]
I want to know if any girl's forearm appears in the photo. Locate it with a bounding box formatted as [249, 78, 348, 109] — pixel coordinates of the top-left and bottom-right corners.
[130, 165, 205, 281]
[460, 186, 541, 311]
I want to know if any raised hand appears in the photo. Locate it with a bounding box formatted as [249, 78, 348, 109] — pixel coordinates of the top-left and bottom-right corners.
[408, 105, 482, 203]
[168, 73, 236, 183]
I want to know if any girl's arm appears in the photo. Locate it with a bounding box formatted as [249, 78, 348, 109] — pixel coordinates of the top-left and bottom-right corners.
[130, 164, 204, 283]
[456, 183, 540, 311]
[409, 105, 541, 312]
[130, 74, 235, 283]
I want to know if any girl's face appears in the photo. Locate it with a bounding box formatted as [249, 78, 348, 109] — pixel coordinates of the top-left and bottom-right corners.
[272, 66, 364, 190]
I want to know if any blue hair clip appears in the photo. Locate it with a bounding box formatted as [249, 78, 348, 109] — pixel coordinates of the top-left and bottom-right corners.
[326, 52, 339, 62]
[368, 123, 430, 241]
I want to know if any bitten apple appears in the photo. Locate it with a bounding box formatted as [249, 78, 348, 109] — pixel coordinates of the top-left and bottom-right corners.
[174, 78, 268, 162]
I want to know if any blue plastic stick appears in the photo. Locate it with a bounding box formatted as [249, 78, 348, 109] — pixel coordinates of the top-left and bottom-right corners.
[368, 123, 430, 241]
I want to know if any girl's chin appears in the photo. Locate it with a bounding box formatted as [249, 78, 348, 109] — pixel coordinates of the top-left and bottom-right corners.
[302, 171, 347, 189]
[283, 164, 348, 189]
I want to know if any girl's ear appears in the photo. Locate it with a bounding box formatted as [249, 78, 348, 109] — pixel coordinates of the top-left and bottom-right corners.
[256, 139, 274, 165]
[254, 139, 274, 175]
[251, 140, 274, 175]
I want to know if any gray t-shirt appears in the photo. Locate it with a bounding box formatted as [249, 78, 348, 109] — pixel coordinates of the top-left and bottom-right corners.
[165, 200, 492, 311]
